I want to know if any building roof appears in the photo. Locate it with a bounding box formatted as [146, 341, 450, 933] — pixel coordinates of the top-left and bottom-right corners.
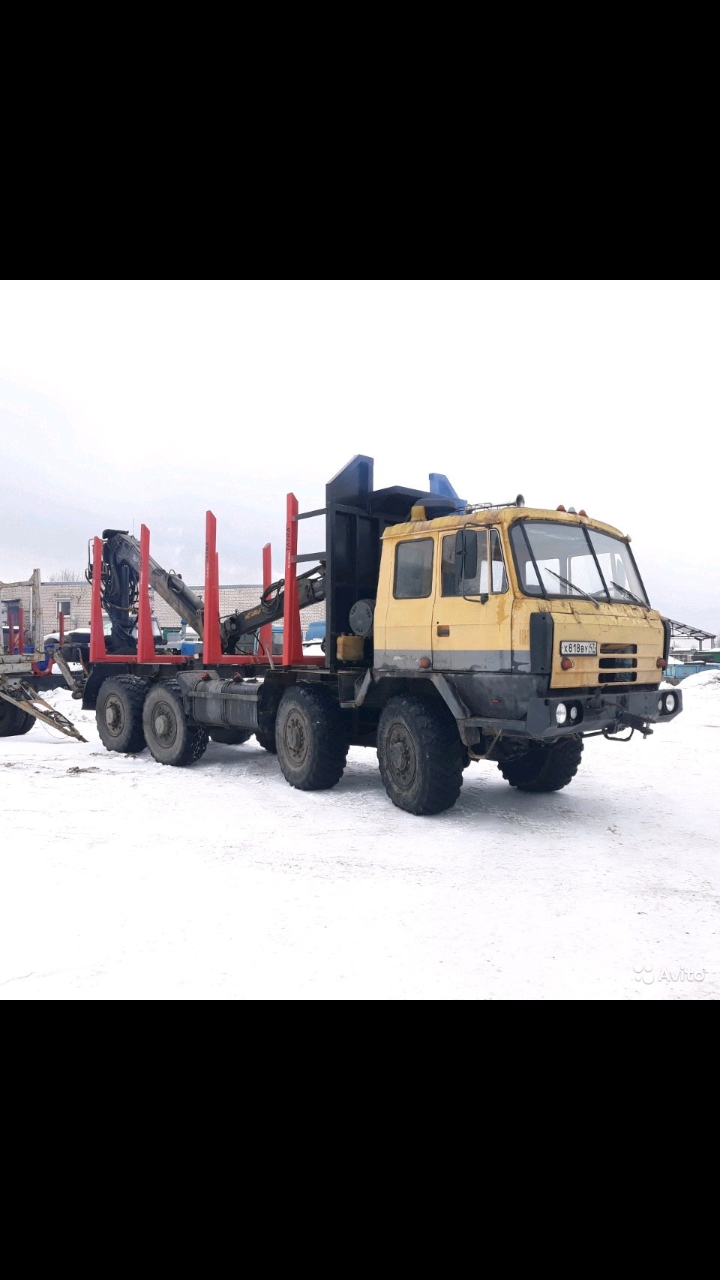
[665, 618, 716, 642]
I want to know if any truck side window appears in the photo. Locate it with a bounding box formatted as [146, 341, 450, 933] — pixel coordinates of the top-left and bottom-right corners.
[510, 525, 543, 595]
[394, 538, 434, 599]
[441, 531, 488, 595]
[441, 534, 459, 595]
[490, 529, 508, 593]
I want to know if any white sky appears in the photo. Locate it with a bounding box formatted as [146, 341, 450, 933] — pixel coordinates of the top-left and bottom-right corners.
[1, 280, 718, 635]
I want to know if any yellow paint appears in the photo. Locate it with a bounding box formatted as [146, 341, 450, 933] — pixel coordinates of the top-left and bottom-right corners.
[382, 506, 626, 541]
[377, 537, 434, 657]
[375, 507, 665, 686]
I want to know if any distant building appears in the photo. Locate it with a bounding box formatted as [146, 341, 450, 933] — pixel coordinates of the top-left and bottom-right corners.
[1, 580, 324, 639]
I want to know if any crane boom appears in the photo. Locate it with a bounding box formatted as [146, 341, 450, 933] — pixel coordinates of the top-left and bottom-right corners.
[92, 530, 324, 655]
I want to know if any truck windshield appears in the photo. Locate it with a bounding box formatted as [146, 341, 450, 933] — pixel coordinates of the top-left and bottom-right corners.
[510, 521, 650, 606]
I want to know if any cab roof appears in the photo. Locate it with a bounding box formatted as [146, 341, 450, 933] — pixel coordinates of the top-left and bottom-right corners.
[382, 506, 627, 541]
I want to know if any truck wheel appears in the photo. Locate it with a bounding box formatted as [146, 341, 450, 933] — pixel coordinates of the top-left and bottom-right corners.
[275, 683, 348, 790]
[209, 727, 252, 745]
[0, 702, 34, 736]
[96, 675, 148, 753]
[255, 729, 277, 753]
[498, 736, 583, 792]
[377, 696, 464, 815]
[142, 681, 208, 766]
[15, 709, 34, 734]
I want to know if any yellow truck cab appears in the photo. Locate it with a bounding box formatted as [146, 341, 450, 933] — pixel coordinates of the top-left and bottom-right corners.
[372, 502, 679, 753]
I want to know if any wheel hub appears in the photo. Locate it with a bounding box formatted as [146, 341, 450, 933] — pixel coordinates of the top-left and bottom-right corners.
[105, 696, 123, 735]
[387, 724, 417, 790]
[152, 703, 177, 746]
[285, 712, 307, 764]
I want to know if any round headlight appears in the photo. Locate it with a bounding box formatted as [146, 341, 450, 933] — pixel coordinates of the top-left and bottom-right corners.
[658, 697, 663, 712]
[664, 692, 676, 713]
[569, 705, 578, 721]
[556, 703, 568, 725]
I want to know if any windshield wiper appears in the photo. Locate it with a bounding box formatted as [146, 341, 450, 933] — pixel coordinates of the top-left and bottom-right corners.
[611, 580, 646, 607]
[542, 567, 600, 609]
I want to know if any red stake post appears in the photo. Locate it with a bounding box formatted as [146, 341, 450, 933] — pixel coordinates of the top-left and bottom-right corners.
[203, 511, 222, 664]
[282, 493, 303, 666]
[136, 524, 156, 662]
[260, 543, 272, 659]
[89, 537, 108, 662]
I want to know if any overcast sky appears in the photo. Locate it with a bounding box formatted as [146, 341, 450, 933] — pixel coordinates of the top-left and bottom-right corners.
[1, 280, 718, 635]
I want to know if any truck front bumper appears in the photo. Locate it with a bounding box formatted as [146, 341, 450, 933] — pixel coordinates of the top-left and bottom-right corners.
[459, 687, 682, 743]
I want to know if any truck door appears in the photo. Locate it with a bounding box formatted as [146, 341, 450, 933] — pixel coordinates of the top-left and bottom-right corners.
[432, 527, 512, 671]
[377, 535, 436, 669]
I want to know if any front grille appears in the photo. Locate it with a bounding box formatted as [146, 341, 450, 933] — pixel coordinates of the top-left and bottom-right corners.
[554, 638, 655, 688]
[599, 644, 637, 679]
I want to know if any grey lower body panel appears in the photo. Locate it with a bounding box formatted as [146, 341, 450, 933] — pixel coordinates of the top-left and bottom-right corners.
[374, 648, 531, 673]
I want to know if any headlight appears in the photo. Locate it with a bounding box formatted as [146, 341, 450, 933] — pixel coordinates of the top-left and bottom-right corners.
[556, 703, 568, 725]
[664, 692, 676, 713]
[569, 705, 578, 721]
[658, 697, 663, 712]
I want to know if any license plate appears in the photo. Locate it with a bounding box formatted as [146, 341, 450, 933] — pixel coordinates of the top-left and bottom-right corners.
[560, 641, 597, 656]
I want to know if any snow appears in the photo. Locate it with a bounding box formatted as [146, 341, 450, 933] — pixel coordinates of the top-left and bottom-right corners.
[2, 678, 719, 1000]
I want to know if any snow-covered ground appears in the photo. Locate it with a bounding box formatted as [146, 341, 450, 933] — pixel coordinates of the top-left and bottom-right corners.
[2, 673, 718, 1000]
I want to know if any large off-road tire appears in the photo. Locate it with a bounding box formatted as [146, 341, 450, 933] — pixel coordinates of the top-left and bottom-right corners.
[0, 701, 35, 736]
[209, 727, 252, 745]
[142, 680, 208, 766]
[15, 709, 34, 734]
[275, 683, 348, 790]
[255, 729, 277, 753]
[498, 736, 583, 792]
[96, 675, 148, 753]
[377, 696, 464, 815]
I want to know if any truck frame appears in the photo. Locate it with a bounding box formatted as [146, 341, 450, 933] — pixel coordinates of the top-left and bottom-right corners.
[80, 455, 681, 814]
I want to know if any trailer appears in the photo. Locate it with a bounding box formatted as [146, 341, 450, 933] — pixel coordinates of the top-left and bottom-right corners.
[0, 570, 85, 742]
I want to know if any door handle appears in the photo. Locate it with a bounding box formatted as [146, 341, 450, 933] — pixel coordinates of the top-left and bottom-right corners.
[436, 625, 450, 637]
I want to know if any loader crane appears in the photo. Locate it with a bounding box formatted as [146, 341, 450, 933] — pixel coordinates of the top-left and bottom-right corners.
[93, 529, 325, 656]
